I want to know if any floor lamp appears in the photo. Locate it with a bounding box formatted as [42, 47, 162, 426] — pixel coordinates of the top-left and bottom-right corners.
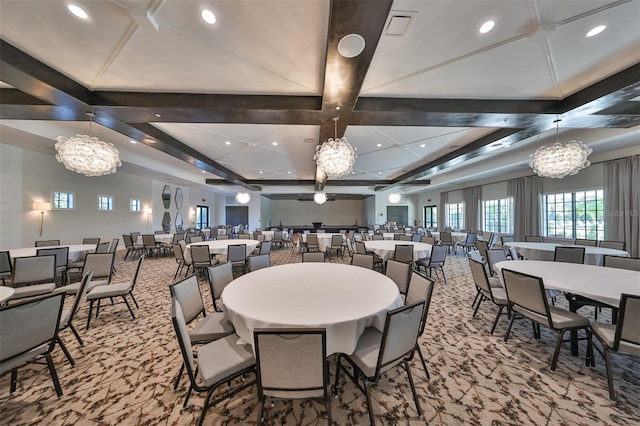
[33, 202, 51, 236]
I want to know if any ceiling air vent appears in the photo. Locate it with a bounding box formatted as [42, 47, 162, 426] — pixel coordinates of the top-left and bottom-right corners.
[225, 196, 236, 205]
[385, 12, 416, 36]
[304, 138, 315, 144]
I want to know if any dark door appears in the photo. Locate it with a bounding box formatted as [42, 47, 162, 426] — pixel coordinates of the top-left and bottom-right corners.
[196, 205, 209, 229]
[226, 206, 248, 226]
[387, 206, 408, 227]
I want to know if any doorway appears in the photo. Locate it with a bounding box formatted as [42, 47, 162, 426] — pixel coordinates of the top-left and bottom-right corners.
[226, 206, 248, 227]
[196, 205, 209, 229]
[387, 206, 408, 227]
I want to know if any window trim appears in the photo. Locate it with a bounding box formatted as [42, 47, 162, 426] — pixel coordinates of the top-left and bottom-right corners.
[97, 194, 114, 212]
[52, 190, 75, 211]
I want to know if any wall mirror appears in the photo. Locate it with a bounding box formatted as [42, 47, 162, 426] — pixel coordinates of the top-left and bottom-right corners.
[175, 187, 183, 210]
[162, 185, 171, 209]
[162, 212, 172, 230]
[175, 212, 183, 231]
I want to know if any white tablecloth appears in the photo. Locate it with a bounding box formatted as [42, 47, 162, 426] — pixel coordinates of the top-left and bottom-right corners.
[185, 240, 259, 262]
[137, 234, 174, 245]
[431, 232, 468, 244]
[382, 233, 412, 240]
[504, 242, 629, 266]
[9, 244, 96, 262]
[221, 263, 402, 355]
[300, 233, 344, 252]
[260, 230, 290, 242]
[494, 260, 640, 308]
[363, 241, 432, 261]
[0, 286, 15, 302]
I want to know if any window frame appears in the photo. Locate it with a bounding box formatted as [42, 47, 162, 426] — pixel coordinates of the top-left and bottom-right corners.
[52, 191, 75, 211]
[543, 189, 604, 240]
[446, 202, 464, 230]
[129, 198, 142, 212]
[423, 205, 437, 229]
[97, 194, 114, 212]
[482, 198, 512, 233]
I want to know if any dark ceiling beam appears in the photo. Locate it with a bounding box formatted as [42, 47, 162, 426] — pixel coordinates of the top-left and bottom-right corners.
[206, 179, 429, 187]
[128, 123, 261, 191]
[0, 88, 50, 105]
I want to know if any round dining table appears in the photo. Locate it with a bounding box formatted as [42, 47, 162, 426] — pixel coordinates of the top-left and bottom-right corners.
[381, 233, 412, 240]
[300, 233, 344, 252]
[9, 244, 96, 262]
[363, 240, 432, 261]
[260, 230, 290, 242]
[221, 263, 403, 355]
[185, 239, 260, 262]
[0, 286, 15, 303]
[137, 233, 174, 245]
[430, 231, 468, 244]
[504, 242, 629, 266]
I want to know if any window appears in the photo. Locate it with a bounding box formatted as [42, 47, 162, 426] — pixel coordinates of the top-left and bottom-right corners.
[129, 199, 141, 212]
[424, 205, 437, 229]
[196, 205, 209, 229]
[53, 191, 74, 210]
[544, 189, 604, 240]
[483, 198, 511, 233]
[446, 202, 464, 230]
[97, 195, 114, 211]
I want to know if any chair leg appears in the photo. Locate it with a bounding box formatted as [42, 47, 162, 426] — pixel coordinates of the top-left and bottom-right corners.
[604, 347, 616, 400]
[471, 289, 482, 309]
[333, 355, 343, 397]
[490, 305, 505, 335]
[404, 361, 422, 418]
[122, 296, 136, 319]
[10, 368, 17, 393]
[197, 388, 215, 426]
[69, 323, 84, 346]
[363, 380, 375, 426]
[56, 337, 75, 367]
[86, 300, 94, 330]
[472, 295, 484, 318]
[45, 353, 63, 397]
[416, 344, 430, 379]
[503, 312, 516, 342]
[129, 292, 140, 309]
[550, 329, 566, 371]
[257, 398, 265, 425]
[173, 363, 185, 390]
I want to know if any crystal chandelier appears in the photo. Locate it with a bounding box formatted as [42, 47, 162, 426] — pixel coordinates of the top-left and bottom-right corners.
[235, 192, 251, 204]
[529, 119, 592, 179]
[314, 117, 357, 178]
[388, 193, 401, 204]
[55, 112, 121, 177]
[314, 192, 327, 205]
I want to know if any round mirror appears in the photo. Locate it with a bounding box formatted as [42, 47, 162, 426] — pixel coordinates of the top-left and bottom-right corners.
[175, 187, 183, 210]
[162, 212, 172, 230]
[162, 185, 171, 209]
[175, 212, 183, 231]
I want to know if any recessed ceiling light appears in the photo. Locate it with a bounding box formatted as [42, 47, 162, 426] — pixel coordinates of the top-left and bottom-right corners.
[67, 4, 88, 19]
[287, 171, 291, 174]
[378, 172, 382, 175]
[376, 143, 382, 147]
[259, 171, 263, 174]
[338, 34, 366, 58]
[420, 144, 426, 148]
[155, 113, 161, 118]
[225, 141, 231, 145]
[201, 10, 216, 25]
[130, 140, 137, 144]
[202, 170, 206, 173]
[479, 20, 495, 34]
[272, 142, 278, 146]
[586, 25, 606, 38]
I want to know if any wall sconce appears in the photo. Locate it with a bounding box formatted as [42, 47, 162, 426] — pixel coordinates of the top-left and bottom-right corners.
[144, 207, 152, 228]
[33, 202, 51, 236]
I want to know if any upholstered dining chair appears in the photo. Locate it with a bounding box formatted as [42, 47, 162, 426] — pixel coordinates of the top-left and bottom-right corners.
[6, 255, 56, 301]
[171, 299, 255, 426]
[247, 254, 271, 272]
[501, 268, 594, 371]
[500, 235, 515, 245]
[333, 300, 425, 425]
[598, 240, 626, 251]
[122, 234, 143, 260]
[82, 237, 100, 245]
[405, 272, 435, 378]
[191, 245, 215, 277]
[475, 239, 489, 262]
[0, 250, 11, 285]
[35, 239, 60, 247]
[60, 252, 115, 296]
[172, 243, 192, 278]
[590, 293, 640, 400]
[554, 246, 585, 264]
[421, 236, 435, 245]
[468, 258, 509, 335]
[456, 232, 477, 253]
[302, 252, 325, 262]
[351, 253, 374, 270]
[485, 248, 508, 277]
[415, 244, 448, 284]
[227, 244, 248, 275]
[603, 255, 640, 271]
[326, 235, 344, 259]
[439, 231, 456, 254]
[0, 292, 65, 397]
[305, 234, 320, 252]
[254, 328, 331, 425]
[37, 246, 69, 285]
[85, 256, 144, 330]
[207, 262, 234, 312]
[393, 244, 414, 264]
[58, 270, 93, 353]
[575, 238, 597, 247]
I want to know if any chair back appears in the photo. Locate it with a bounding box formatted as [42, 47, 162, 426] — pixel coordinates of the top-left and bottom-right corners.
[411, 234, 421, 242]
[330, 234, 343, 247]
[385, 259, 411, 295]
[238, 234, 250, 240]
[95, 241, 110, 253]
[36, 246, 69, 269]
[259, 240, 272, 255]
[256, 234, 266, 243]
[463, 232, 476, 245]
[476, 239, 489, 258]
[0, 251, 12, 275]
[173, 243, 186, 263]
[130, 255, 145, 292]
[108, 238, 119, 253]
[217, 235, 230, 240]
[254, 328, 328, 399]
[67, 270, 94, 326]
[489, 233, 500, 248]
[524, 236, 543, 242]
[351, 253, 374, 269]
[354, 240, 367, 254]
[603, 256, 640, 271]
[172, 233, 184, 244]
[307, 234, 319, 246]
[142, 235, 156, 248]
[440, 232, 453, 244]
[82, 238, 100, 245]
[13, 255, 56, 286]
[170, 299, 196, 382]
[394, 245, 413, 263]
[486, 248, 507, 276]
[508, 246, 519, 260]
[0, 293, 64, 363]
[82, 253, 115, 282]
[169, 274, 205, 324]
[468, 257, 492, 298]
[421, 236, 435, 245]
[302, 252, 325, 262]
[429, 244, 447, 265]
[190, 236, 203, 243]
[248, 254, 271, 272]
[130, 232, 141, 241]
[406, 273, 435, 336]
[599, 240, 626, 251]
[501, 269, 550, 323]
[372, 234, 384, 240]
[376, 301, 424, 377]
[273, 231, 283, 242]
[207, 262, 234, 303]
[500, 235, 514, 245]
[190, 245, 211, 264]
[554, 246, 585, 264]
[35, 240, 60, 247]
[123, 234, 134, 248]
[613, 294, 640, 351]
[228, 244, 247, 263]
[575, 238, 597, 247]
[399, 235, 412, 242]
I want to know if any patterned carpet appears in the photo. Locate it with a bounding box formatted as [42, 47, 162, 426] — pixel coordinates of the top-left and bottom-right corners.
[1, 245, 639, 425]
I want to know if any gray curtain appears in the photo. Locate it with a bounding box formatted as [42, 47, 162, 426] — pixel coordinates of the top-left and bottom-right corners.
[462, 186, 482, 231]
[507, 176, 541, 241]
[438, 191, 448, 231]
[604, 156, 639, 257]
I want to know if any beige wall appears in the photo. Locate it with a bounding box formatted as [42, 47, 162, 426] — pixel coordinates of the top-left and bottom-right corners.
[269, 199, 364, 227]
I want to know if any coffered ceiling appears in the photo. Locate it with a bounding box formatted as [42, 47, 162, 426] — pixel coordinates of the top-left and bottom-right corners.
[1, 0, 639, 197]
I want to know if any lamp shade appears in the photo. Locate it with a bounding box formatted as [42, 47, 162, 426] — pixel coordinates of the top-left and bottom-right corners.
[33, 202, 51, 211]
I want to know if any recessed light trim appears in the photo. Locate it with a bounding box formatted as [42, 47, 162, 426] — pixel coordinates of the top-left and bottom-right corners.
[586, 25, 606, 37]
[259, 171, 263, 174]
[68, 4, 88, 19]
[225, 141, 231, 145]
[338, 34, 366, 58]
[201, 10, 216, 25]
[479, 20, 495, 34]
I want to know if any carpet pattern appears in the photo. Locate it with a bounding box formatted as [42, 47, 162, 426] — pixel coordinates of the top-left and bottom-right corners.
[1, 245, 639, 425]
